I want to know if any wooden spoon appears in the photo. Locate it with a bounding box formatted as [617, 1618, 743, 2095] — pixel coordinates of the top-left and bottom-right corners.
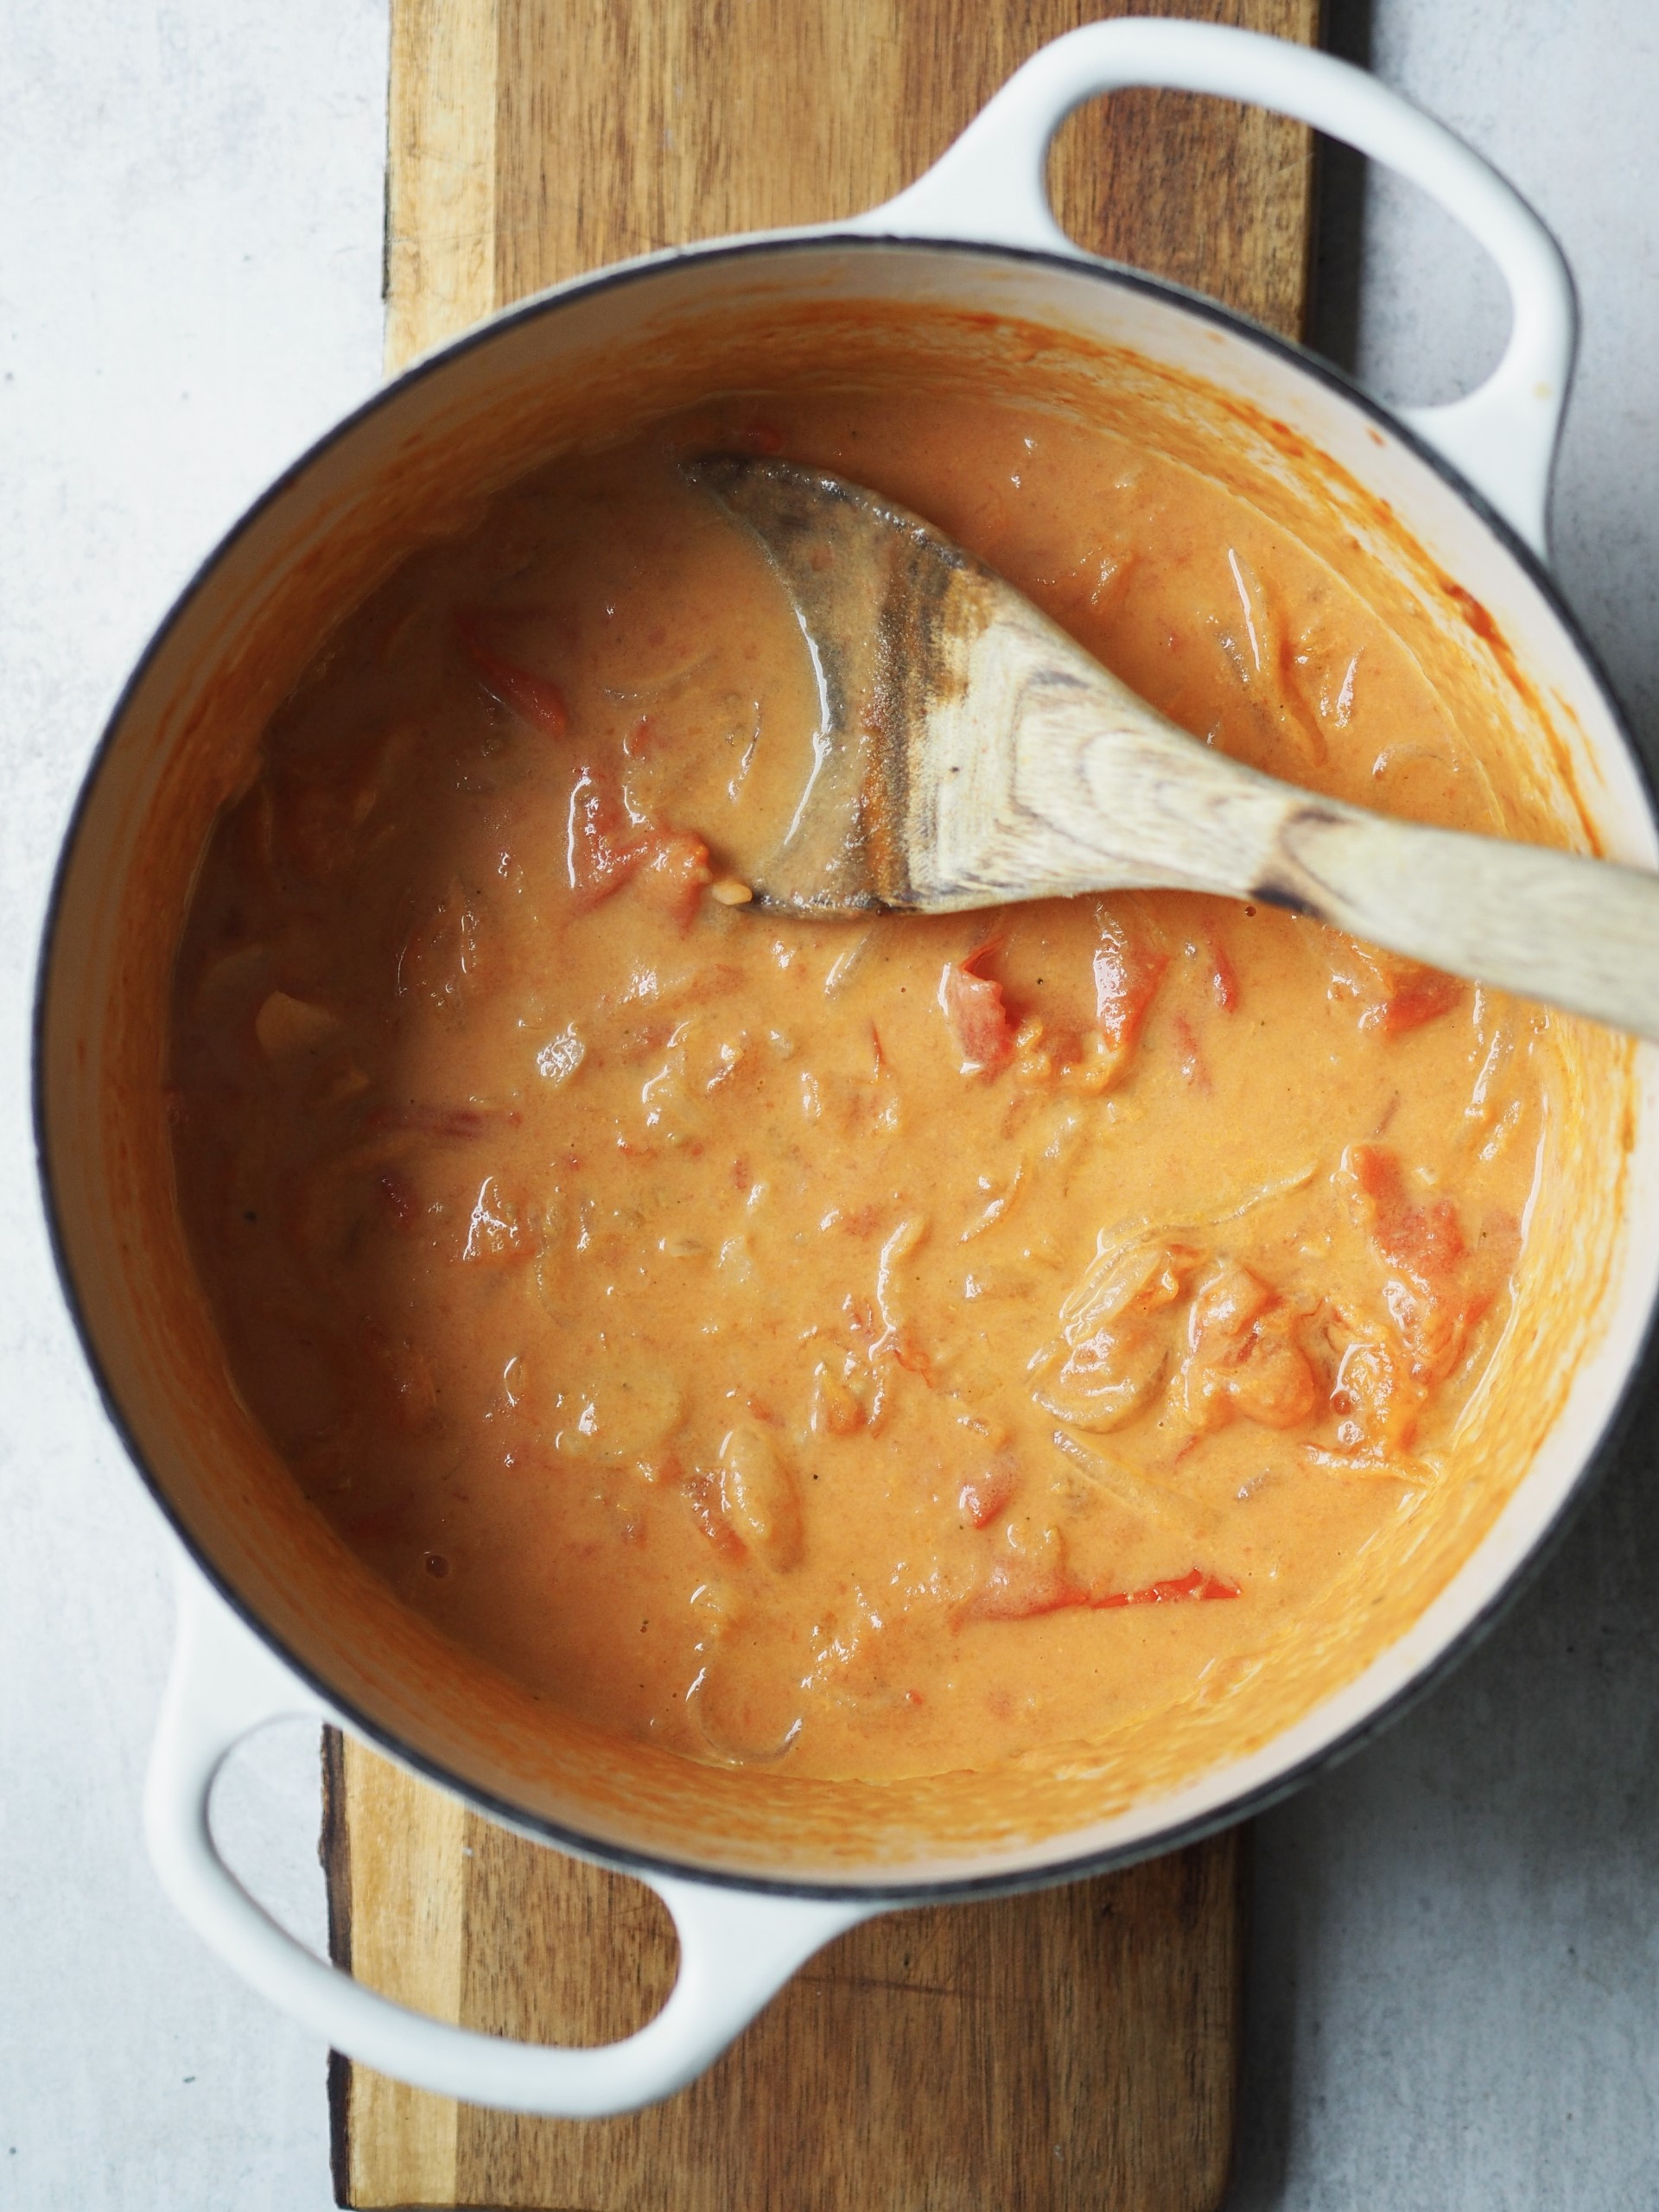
[689, 454, 1659, 1042]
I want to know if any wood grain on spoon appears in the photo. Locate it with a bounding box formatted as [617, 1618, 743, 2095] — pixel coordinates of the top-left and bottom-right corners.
[690, 454, 1659, 1043]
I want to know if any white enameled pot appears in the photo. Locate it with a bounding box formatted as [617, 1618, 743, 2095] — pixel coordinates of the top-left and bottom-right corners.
[36, 20, 1659, 2115]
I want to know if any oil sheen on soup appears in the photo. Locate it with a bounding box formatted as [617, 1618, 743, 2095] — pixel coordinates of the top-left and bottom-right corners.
[169, 381, 1567, 1784]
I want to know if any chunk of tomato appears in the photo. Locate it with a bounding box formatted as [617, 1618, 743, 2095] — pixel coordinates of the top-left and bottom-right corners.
[565, 764, 713, 924]
[457, 614, 569, 739]
[1345, 1142, 1489, 1391]
[1330, 938, 1463, 1035]
[635, 827, 714, 930]
[1347, 1143, 1465, 1291]
[566, 763, 648, 910]
[1375, 967, 1464, 1034]
[939, 939, 1015, 1077]
[1181, 1262, 1319, 1432]
[1092, 912, 1168, 1056]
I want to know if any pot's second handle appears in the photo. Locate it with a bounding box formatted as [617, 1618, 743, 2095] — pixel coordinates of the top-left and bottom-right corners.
[144, 1564, 872, 2115]
[852, 18, 1574, 558]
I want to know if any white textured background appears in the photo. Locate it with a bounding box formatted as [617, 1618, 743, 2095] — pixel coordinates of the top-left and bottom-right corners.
[2, 4, 1656, 2205]
[0, 7, 387, 2206]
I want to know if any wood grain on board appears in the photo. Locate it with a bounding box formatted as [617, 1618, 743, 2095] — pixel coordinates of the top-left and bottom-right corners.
[333, 0, 1322, 2203]
[329, 1728, 1248, 2212]
[387, 0, 1321, 363]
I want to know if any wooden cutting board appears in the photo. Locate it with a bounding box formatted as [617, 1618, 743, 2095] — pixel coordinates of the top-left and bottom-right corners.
[325, 2, 1320, 2203]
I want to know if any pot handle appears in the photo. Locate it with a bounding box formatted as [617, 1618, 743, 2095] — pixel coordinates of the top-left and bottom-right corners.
[850, 19, 1574, 557]
[144, 1562, 873, 2115]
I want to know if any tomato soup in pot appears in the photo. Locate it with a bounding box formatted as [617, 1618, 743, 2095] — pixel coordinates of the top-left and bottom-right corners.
[164, 345, 1627, 1806]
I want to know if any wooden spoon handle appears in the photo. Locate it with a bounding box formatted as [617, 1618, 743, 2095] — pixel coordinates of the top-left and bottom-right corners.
[924, 647, 1659, 1039]
[1258, 799, 1659, 1040]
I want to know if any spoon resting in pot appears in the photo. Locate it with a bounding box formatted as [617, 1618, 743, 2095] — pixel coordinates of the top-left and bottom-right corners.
[688, 454, 1659, 1043]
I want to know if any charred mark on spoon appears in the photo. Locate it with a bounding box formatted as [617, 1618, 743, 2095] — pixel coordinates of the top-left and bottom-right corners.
[1252, 802, 1351, 916]
[1248, 878, 1313, 918]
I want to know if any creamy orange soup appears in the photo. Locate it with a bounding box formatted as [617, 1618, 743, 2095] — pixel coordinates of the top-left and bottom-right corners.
[169, 380, 1579, 1785]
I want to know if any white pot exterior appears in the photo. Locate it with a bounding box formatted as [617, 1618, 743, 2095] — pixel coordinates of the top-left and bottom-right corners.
[36, 19, 1659, 2120]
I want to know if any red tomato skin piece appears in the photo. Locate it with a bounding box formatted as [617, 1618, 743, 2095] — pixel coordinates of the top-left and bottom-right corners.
[457, 615, 569, 739]
[564, 765, 711, 922]
[1372, 969, 1464, 1035]
[733, 418, 785, 454]
[939, 939, 1016, 1077]
[1348, 1143, 1466, 1288]
[637, 829, 714, 931]
[961, 1563, 1239, 1623]
[1173, 1011, 1209, 1090]
[1092, 916, 1169, 1053]
[1331, 937, 1463, 1034]
[566, 764, 647, 910]
[1090, 1568, 1241, 1610]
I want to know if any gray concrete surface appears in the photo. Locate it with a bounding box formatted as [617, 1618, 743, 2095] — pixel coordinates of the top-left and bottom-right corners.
[1234, 7, 1659, 2205]
[2, 3, 1656, 2205]
[0, 7, 386, 2206]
